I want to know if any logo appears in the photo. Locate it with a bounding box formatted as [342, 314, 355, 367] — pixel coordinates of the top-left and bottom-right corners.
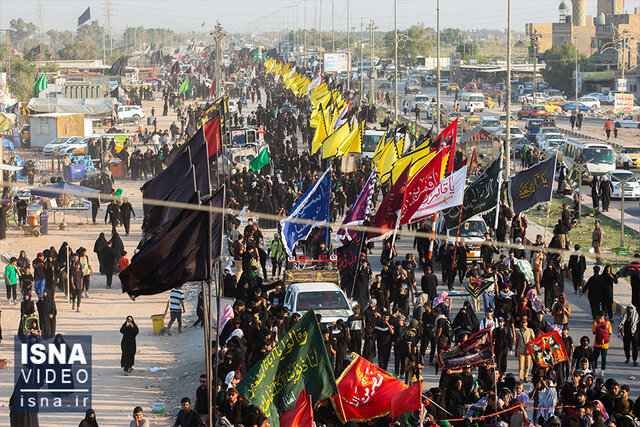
[14, 334, 92, 413]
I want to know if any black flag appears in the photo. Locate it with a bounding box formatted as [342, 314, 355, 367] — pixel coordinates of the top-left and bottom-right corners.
[120, 188, 224, 297]
[77, 7, 91, 26]
[509, 154, 557, 215]
[142, 148, 192, 216]
[109, 55, 129, 76]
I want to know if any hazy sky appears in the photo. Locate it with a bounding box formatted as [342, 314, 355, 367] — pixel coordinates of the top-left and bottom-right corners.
[0, 0, 617, 34]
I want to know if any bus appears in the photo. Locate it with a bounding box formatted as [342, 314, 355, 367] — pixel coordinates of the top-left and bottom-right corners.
[563, 140, 616, 181]
[458, 92, 485, 112]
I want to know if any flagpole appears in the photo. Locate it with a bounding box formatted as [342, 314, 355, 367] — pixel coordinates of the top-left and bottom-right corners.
[451, 205, 464, 270]
[427, 213, 438, 263]
[349, 230, 367, 301]
[212, 186, 226, 421]
[203, 278, 213, 425]
[390, 210, 401, 247]
[493, 149, 504, 232]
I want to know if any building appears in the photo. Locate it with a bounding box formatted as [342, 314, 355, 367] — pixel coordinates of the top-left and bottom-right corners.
[526, 0, 640, 97]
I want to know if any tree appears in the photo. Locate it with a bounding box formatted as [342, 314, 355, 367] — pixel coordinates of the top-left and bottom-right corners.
[383, 24, 433, 63]
[9, 18, 38, 49]
[456, 41, 478, 60]
[540, 42, 587, 95]
[7, 57, 36, 102]
[57, 40, 100, 60]
[440, 28, 464, 45]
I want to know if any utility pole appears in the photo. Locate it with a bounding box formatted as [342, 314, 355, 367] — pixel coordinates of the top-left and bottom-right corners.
[394, 0, 398, 121]
[436, 0, 441, 135]
[319, 0, 322, 51]
[346, 0, 350, 91]
[331, 0, 335, 50]
[106, 0, 113, 57]
[367, 20, 377, 106]
[303, 0, 307, 67]
[211, 21, 226, 98]
[0, 29, 9, 186]
[530, 29, 540, 90]
[505, 0, 512, 179]
[360, 18, 364, 99]
[575, 33, 579, 111]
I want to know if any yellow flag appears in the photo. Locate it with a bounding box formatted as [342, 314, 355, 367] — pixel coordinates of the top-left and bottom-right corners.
[390, 140, 436, 184]
[372, 131, 389, 164]
[311, 108, 329, 155]
[376, 138, 399, 183]
[321, 121, 352, 159]
[337, 120, 364, 156]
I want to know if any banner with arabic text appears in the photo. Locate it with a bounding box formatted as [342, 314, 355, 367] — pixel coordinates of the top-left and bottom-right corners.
[236, 310, 338, 427]
[509, 154, 556, 215]
[332, 354, 409, 422]
[336, 231, 365, 276]
[438, 327, 494, 370]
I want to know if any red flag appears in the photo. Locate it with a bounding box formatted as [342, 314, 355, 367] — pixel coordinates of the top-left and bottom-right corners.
[201, 21, 206, 27]
[366, 164, 410, 243]
[332, 355, 409, 422]
[209, 78, 215, 97]
[203, 115, 222, 158]
[469, 146, 479, 173]
[432, 118, 458, 175]
[399, 148, 445, 226]
[389, 381, 422, 419]
[279, 390, 314, 427]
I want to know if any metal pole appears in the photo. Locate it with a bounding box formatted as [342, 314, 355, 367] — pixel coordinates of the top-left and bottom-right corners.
[505, 0, 511, 179]
[304, 0, 307, 67]
[620, 177, 631, 246]
[347, 0, 350, 91]
[575, 34, 578, 111]
[436, 0, 441, 135]
[202, 280, 213, 427]
[331, 0, 335, 50]
[360, 18, 364, 98]
[319, 0, 322, 50]
[394, 0, 398, 121]
[368, 21, 377, 106]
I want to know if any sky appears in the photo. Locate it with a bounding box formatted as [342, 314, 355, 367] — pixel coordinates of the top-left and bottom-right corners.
[0, 0, 625, 35]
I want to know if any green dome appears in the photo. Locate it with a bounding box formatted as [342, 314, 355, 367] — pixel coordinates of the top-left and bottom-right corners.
[559, 1, 570, 10]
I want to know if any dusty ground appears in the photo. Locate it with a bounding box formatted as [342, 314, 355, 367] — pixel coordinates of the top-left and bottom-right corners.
[0, 101, 212, 426]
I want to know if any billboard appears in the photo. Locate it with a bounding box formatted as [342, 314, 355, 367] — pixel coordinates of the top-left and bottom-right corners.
[615, 93, 634, 115]
[323, 52, 352, 73]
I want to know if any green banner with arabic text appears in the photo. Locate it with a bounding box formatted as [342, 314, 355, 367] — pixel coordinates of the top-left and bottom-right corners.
[235, 309, 338, 427]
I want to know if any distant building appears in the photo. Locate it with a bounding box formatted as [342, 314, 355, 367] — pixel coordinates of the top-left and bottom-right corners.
[526, 0, 640, 96]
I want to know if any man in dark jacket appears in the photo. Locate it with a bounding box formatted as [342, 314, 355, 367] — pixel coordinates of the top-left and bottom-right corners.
[105, 200, 120, 234]
[119, 198, 136, 235]
[568, 244, 587, 293]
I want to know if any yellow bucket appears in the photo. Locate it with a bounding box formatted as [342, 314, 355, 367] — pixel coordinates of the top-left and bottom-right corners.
[151, 314, 165, 335]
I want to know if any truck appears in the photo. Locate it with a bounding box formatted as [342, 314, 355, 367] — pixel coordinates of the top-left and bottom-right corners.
[28, 113, 93, 149]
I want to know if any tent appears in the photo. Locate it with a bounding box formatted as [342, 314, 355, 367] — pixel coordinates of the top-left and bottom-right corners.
[27, 98, 117, 116]
[30, 182, 99, 199]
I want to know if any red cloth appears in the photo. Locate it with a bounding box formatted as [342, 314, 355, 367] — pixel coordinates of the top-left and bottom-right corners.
[366, 164, 410, 242]
[332, 355, 408, 422]
[203, 115, 222, 158]
[389, 381, 422, 419]
[399, 148, 444, 226]
[279, 390, 313, 427]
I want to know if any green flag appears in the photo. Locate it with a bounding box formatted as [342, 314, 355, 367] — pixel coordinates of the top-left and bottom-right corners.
[441, 154, 502, 229]
[34, 73, 48, 94]
[249, 147, 270, 171]
[236, 310, 338, 427]
[178, 77, 190, 94]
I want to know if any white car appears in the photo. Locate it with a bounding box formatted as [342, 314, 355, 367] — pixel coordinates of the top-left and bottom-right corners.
[496, 125, 525, 140]
[117, 105, 145, 122]
[283, 282, 353, 329]
[536, 129, 567, 151]
[578, 96, 601, 110]
[586, 92, 607, 102]
[604, 170, 640, 199]
[613, 115, 640, 129]
[57, 138, 89, 156]
[480, 117, 502, 133]
[43, 136, 81, 155]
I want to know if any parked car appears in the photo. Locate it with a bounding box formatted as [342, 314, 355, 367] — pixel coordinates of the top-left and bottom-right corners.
[603, 170, 640, 199]
[405, 79, 421, 94]
[43, 136, 82, 155]
[279, 102, 298, 117]
[480, 117, 502, 133]
[578, 96, 601, 109]
[57, 137, 89, 156]
[517, 105, 548, 119]
[117, 105, 145, 122]
[228, 99, 238, 114]
[546, 96, 568, 105]
[499, 114, 517, 126]
[496, 125, 525, 140]
[558, 102, 594, 113]
[613, 115, 640, 129]
[536, 129, 567, 152]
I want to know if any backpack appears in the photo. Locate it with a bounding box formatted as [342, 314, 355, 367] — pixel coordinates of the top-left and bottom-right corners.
[443, 318, 454, 339]
[594, 321, 610, 346]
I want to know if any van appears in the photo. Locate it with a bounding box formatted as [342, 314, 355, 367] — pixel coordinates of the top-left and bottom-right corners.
[413, 94, 433, 111]
[283, 282, 353, 329]
[563, 140, 616, 181]
[458, 92, 485, 112]
[437, 215, 489, 262]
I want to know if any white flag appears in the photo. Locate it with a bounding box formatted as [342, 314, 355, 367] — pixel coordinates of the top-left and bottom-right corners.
[410, 165, 467, 223]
